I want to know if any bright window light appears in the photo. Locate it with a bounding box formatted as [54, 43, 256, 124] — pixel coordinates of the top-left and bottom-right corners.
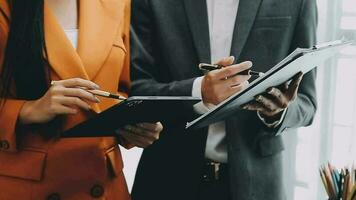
[340, 45, 356, 56]
[333, 59, 356, 126]
[340, 17, 356, 30]
[331, 126, 353, 168]
[294, 186, 313, 200]
[343, 0, 356, 13]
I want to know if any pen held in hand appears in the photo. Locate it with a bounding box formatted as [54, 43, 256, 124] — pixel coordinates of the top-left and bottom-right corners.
[199, 63, 265, 77]
[87, 89, 127, 100]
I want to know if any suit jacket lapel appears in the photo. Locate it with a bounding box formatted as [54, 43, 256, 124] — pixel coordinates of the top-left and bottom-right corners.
[77, 0, 122, 80]
[44, 3, 89, 80]
[183, 0, 211, 63]
[230, 0, 263, 60]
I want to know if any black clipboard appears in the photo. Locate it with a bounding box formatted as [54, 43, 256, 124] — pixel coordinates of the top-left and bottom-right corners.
[61, 96, 201, 137]
[186, 40, 353, 130]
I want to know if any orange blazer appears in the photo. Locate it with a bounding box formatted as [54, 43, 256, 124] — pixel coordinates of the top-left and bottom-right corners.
[0, 0, 132, 199]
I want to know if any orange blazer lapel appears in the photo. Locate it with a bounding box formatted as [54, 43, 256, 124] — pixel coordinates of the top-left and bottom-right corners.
[44, 2, 107, 113]
[44, 3, 89, 81]
[77, 0, 123, 80]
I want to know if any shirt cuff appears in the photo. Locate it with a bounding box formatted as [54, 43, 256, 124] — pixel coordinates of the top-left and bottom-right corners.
[192, 77, 215, 114]
[257, 109, 287, 128]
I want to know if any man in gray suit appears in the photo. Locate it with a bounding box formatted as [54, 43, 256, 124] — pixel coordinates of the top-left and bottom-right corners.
[129, 0, 317, 200]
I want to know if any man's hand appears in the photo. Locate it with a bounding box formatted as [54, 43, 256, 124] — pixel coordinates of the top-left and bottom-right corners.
[242, 72, 304, 120]
[202, 56, 252, 105]
[118, 122, 163, 148]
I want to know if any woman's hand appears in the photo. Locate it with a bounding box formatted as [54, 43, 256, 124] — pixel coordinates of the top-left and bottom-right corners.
[19, 78, 101, 125]
[118, 122, 163, 148]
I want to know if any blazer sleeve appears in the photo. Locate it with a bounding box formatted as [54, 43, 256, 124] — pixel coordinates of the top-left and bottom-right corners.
[0, 2, 26, 153]
[0, 100, 26, 152]
[265, 0, 318, 136]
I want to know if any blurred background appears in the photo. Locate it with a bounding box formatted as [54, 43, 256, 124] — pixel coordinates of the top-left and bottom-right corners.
[120, 0, 356, 199]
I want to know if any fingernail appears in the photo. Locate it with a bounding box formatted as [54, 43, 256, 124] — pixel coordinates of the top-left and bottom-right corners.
[267, 88, 274, 94]
[230, 56, 235, 62]
[255, 95, 262, 101]
[95, 97, 101, 103]
[245, 61, 253, 67]
[93, 84, 100, 89]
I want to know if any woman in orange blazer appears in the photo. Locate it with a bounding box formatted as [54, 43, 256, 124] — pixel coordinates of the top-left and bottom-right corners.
[0, 0, 163, 199]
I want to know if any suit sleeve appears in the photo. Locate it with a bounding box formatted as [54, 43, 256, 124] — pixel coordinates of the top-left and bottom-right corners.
[269, 0, 318, 136]
[130, 0, 196, 97]
[0, 3, 26, 152]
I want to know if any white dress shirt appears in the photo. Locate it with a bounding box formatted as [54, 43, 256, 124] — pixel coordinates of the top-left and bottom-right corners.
[64, 29, 79, 49]
[192, 0, 240, 163]
[192, 0, 286, 163]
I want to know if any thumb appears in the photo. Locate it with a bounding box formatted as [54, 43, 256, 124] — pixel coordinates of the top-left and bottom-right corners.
[287, 72, 304, 99]
[215, 56, 235, 67]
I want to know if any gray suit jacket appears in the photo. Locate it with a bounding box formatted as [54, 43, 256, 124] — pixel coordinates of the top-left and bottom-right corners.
[130, 0, 318, 200]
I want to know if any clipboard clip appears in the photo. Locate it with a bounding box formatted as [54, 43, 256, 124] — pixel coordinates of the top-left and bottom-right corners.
[312, 39, 354, 50]
[313, 40, 342, 50]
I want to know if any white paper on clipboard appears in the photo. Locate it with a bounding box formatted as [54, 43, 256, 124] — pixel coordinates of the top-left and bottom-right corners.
[186, 40, 353, 130]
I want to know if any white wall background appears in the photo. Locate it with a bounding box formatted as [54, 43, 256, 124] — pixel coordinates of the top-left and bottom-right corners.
[120, 147, 142, 192]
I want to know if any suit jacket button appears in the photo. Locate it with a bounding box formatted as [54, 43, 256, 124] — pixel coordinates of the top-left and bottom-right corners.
[47, 193, 61, 200]
[1, 140, 9, 150]
[90, 184, 104, 198]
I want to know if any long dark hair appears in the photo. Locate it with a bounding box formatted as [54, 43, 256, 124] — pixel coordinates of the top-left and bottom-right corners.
[0, 0, 48, 101]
